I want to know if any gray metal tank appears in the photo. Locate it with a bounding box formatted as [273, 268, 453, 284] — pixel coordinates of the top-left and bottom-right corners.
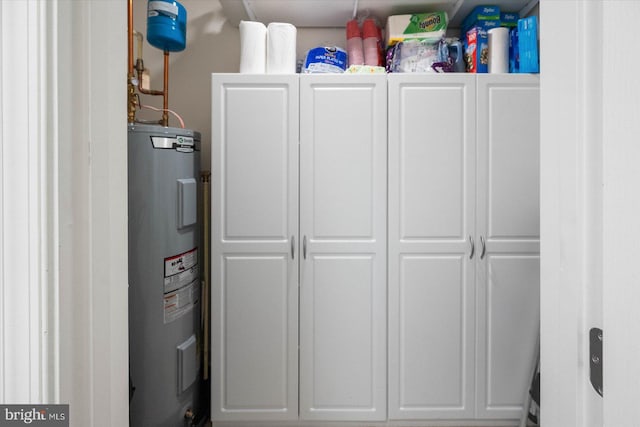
[128, 124, 203, 427]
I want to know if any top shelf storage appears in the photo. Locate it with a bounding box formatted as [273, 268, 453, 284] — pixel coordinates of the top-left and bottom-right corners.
[219, 0, 539, 28]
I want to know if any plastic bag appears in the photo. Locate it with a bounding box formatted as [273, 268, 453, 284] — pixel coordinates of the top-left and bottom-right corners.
[386, 38, 452, 73]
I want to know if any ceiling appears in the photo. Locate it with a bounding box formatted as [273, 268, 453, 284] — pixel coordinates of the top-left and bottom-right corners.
[219, 0, 539, 29]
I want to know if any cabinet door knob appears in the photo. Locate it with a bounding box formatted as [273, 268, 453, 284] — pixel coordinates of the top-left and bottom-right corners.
[291, 235, 295, 260]
[469, 235, 475, 259]
[480, 235, 486, 260]
[303, 235, 307, 260]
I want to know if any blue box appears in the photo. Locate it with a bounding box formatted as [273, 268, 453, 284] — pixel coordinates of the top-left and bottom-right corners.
[517, 16, 539, 73]
[464, 27, 488, 73]
[461, 18, 500, 37]
[462, 5, 500, 32]
[501, 12, 520, 27]
[509, 27, 519, 73]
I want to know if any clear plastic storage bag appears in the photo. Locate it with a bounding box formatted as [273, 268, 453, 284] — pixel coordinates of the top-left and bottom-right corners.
[386, 38, 451, 73]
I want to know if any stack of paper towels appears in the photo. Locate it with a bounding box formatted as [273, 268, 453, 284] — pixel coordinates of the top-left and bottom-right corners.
[239, 21, 297, 73]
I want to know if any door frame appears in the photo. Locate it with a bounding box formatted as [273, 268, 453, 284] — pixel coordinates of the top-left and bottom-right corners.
[56, 1, 129, 425]
[600, 2, 640, 424]
[540, 0, 602, 425]
[1, 0, 128, 423]
[12, 0, 640, 425]
[538, 0, 640, 425]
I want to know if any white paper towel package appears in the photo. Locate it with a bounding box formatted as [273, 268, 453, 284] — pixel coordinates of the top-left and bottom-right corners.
[239, 20, 267, 73]
[267, 22, 297, 74]
[488, 27, 509, 73]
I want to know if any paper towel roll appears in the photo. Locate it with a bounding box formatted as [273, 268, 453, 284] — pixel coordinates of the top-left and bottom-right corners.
[488, 27, 509, 73]
[267, 22, 297, 74]
[239, 20, 267, 73]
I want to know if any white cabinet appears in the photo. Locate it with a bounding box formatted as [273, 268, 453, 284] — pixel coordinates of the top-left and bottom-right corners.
[388, 74, 540, 421]
[212, 73, 538, 424]
[211, 74, 387, 422]
[211, 74, 299, 421]
[299, 75, 387, 421]
[388, 74, 477, 419]
[475, 74, 540, 419]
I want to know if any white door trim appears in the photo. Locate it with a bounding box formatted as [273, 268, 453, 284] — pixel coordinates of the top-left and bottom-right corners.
[55, 1, 129, 425]
[540, 0, 604, 426]
[1, 1, 128, 425]
[0, 0, 57, 404]
[601, 2, 640, 424]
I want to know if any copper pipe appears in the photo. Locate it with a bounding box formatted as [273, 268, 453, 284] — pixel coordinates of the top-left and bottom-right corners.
[133, 55, 159, 96]
[127, 0, 136, 123]
[132, 49, 167, 125]
[135, 58, 164, 96]
[128, 0, 170, 126]
[128, 0, 133, 75]
[137, 79, 164, 96]
[162, 51, 169, 127]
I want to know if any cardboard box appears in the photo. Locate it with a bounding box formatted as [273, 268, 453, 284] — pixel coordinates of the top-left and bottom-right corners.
[462, 5, 500, 32]
[461, 18, 500, 38]
[464, 27, 488, 73]
[517, 16, 539, 73]
[500, 12, 520, 27]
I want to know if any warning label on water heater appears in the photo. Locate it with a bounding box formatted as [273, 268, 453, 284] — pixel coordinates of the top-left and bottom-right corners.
[163, 248, 199, 324]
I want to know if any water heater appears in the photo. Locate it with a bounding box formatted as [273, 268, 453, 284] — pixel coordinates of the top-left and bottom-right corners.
[128, 124, 203, 426]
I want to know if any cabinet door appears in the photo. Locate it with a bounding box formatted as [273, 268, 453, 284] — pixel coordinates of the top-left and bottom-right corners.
[211, 75, 299, 421]
[388, 74, 477, 420]
[476, 75, 540, 420]
[299, 74, 387, 421]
